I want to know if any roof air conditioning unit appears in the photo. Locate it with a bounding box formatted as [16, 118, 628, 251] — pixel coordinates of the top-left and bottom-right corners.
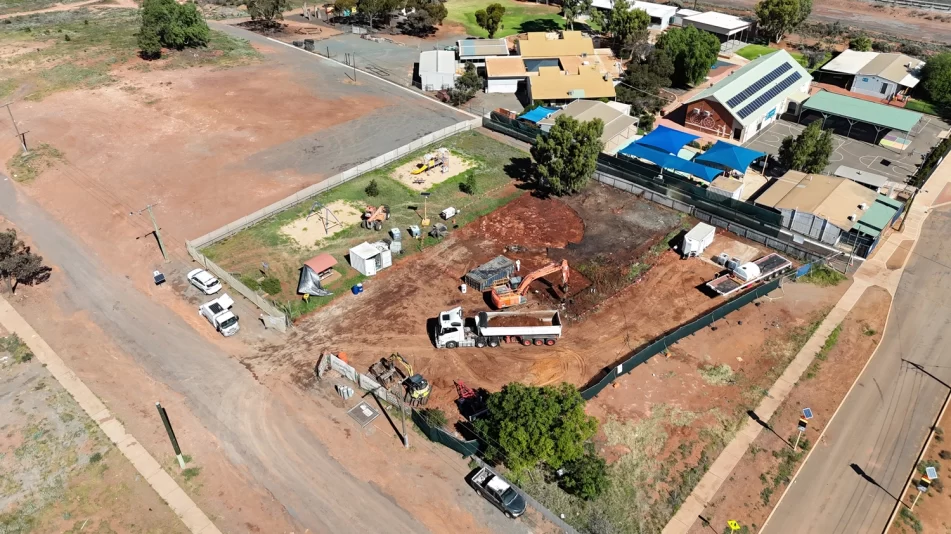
[701, 110, 711, 118]
[859, 203, 869, 210]
[848, 213, 858, 221]
[691, 108, 700, 115]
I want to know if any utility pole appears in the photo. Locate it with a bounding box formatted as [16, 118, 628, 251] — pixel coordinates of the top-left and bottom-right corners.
[131, 203, 168, 262]
[396, 387, 409, 449]
[156, 402, 187, 468]
[3, 102, 28, 154]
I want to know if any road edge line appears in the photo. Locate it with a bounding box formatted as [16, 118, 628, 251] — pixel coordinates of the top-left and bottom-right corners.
[260, 35, 480, 120]
[0, 295, 221, 534]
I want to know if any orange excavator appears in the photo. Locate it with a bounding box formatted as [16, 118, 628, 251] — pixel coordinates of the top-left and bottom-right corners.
[490, 260, 569, 309]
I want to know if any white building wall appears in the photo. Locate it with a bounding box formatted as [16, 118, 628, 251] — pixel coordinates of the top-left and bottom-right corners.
[486, 78, 521, 94]
[420, 72, 456, 91]
[851, 74, 897, 99]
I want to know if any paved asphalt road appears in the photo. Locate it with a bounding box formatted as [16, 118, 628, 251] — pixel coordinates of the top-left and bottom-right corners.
[765, 206, 951, 534]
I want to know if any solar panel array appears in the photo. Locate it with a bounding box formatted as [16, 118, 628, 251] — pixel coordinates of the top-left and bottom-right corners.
[725, 63, 793, 109]
[737, 72, 803, 119]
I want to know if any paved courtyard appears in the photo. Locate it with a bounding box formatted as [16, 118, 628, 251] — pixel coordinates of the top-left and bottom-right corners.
[743, 117, 949, 183]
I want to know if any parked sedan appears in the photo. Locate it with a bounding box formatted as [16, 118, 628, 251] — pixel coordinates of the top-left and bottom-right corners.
[187, 269, 222, 295]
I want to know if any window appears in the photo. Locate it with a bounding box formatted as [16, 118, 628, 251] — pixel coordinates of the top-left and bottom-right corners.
[880, 82, 889, 94]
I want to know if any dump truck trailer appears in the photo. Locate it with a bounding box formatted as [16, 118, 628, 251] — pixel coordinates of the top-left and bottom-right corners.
[434, 307, 563, 348]
[706, 253, 792, 297]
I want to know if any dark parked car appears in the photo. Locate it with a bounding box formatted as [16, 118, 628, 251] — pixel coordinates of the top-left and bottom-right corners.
[467, 467, 527, 518]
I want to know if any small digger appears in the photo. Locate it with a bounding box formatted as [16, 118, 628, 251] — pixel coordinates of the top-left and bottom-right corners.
[368, 353, 431, 406]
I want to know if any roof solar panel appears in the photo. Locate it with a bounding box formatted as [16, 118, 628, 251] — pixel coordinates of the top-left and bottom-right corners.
[726, 63, 793, 109]
[737, 71, 803, 119]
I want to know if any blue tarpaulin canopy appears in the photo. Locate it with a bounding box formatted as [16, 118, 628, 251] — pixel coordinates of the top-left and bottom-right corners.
[637, 125, 700, 154]
[618, 143, 723, 182]
[518, 106, 558, 124]
[694, 141, 766, 173]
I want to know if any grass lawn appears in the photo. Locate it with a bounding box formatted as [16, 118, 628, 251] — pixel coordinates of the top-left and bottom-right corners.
[201, 131, 530, 319]
[0, 9, 260, 101]
[446, 0, 564, 38]
[735, 44, 828, 72]
[905, 98, 941, 116]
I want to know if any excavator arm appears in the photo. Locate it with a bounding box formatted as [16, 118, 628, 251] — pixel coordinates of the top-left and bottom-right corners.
[515, 260, 569, 296]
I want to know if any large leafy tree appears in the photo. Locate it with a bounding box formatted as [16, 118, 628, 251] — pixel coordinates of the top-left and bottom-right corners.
[559, 449, 609, 500]
[616, 48, 674, 116]
[247, 0, 290, 22]
[655, 26, 720, 87]
[474, 383, 598, 473]
[606, 0, 650, 60]
[475, 3, 505, 38]
[0, 229, 48, 294]
[402, 0, 448, 36]
[358, 0, 398, 29]
[778, 121, 833, 173]
[138, 0, 210, 58]
[922, 52, 951, 109]
[562, 0, 592, 30]
[755, 0, 804, 43]
[531, 115, 604, 196]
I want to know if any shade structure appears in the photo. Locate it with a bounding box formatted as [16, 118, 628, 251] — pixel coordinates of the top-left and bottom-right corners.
[694, 141, 766, 173]
[802, 91, 922, 133]
[619, 143, 723, 182]
[518, 106, 558, 124]
[636, 124, 700, 155]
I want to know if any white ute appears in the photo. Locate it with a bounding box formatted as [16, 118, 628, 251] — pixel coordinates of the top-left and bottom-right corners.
[187, 268, 222, 295]
[199, 294, 240, 336]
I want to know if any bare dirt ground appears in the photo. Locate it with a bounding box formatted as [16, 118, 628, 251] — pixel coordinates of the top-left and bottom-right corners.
[704, 0, 951, 44]
[0, 324, 188, 534]
[392, 151, 474, 191]
[894, 401, 951, 534]
[279, 199, 363, 246]
[686, 285, 892, 533]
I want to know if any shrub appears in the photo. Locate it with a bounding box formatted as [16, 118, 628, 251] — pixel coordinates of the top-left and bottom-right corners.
[260, 277, 281, 295]
[939, 450, 951, 460]
[419, 408, 448, 428]
[364, 179, 380, 197]
[459, 173, 477, 194]
[872, 40, 894, 53]
[798, 264, 846, 287]
[138, 0, 211, 59]
[559, 450, 610, 500]
[88, 452, 103, 463]
[240, 275, 261, 291]
[699, 363, 735, 386]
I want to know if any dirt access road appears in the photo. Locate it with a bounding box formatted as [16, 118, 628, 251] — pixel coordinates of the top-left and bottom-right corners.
[0, 176, 437, 532]
[705, 0, 951, 43]
[765, 206, 951, 533]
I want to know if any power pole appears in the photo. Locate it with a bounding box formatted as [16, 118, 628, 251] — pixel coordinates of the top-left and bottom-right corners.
[131, 203, 169, 262]
[3, 102, 28, 154]
[156, 402, 187, 468]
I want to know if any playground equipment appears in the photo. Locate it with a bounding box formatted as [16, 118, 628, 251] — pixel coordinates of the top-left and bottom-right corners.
[305, 200, 343, 235]
[410, 148, 450, 175]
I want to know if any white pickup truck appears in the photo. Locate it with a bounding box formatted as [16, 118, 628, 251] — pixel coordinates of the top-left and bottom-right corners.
[199, 294, 240, 336]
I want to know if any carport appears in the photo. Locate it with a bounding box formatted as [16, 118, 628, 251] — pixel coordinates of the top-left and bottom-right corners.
[799, 91, 922, 151]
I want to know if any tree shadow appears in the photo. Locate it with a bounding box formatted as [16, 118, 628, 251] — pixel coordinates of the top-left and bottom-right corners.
[516, 18, 562, 33]
[396, 19, 437, 37]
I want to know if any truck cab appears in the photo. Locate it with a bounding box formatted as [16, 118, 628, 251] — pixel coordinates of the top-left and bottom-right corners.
[199, 294, 240, 337]
[435, 307, 467, 348]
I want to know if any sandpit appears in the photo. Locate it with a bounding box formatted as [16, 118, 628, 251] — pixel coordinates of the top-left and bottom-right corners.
[392, 150, 474, 191]
[280, 200, 362, 247]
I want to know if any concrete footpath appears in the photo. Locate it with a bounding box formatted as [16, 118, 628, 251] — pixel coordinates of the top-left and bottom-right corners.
[663, 165, 946, 533]
[0, 295, 221, 534]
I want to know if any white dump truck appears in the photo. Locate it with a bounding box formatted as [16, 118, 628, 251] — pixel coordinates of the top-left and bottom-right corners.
[434, 307, 562, 348]
[199, 293, 240, 336]
[706, 253, 792, 297]
[681, 222, 716, 258]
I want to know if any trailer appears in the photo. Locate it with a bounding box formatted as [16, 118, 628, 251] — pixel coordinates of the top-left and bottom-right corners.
[706, 253, 792, 297]
[681, 222, 715, 258]
[434, 307, 563, 348]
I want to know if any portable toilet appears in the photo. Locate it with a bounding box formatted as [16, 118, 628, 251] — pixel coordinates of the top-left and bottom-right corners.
[682, 223, 716, 258]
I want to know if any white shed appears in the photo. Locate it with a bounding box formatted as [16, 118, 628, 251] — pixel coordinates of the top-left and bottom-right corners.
[682, 222, 716, 258]
[349, 241, 393, 276]
[419, 50, 457, 91]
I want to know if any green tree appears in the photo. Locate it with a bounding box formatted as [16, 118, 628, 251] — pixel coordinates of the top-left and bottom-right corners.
[796, 0, 812, 24]
[531, 115, 604, 196]
[247, 0, 290, 22]
[850, 34, 872, 51]
[474, 3, 505, 38]
[922, 52, 951, 108]
[778, 121, 832, 173]
[138, 0, 210, 58]
[0, 229, 47, 294]
[755, 0, 802, 43]
[616, 48, 674, 117]
[358, 0, 396, 29]
[474, 383, 598, 473]
[562, 0, 593, 30]
[365, 178, 380, 196]
[559, 449, 609, 500]
[606, 0, 650, 60]
[334, 0, 357, 16]
[402, 0, 447, 35]
[656, 26, 720, 86]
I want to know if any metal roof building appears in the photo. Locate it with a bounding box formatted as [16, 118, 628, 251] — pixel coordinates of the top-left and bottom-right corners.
[527, 64, 616, 103]
[538, 100, 639, 154]
[419, 50, 457, 91]
[819, 50, 925, 101]
[590, 0, 679, 29]
[516, 31, 595, 59]
[457, 39, 510, 64]
[800, 90, 923, 147]
[683, 50, 812, 143]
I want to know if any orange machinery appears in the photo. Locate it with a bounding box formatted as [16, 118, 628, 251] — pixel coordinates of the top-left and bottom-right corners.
[490, 260, 569, 309]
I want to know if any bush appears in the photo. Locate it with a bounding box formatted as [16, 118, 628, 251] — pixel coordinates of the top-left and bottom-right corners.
[558, 450, 610, 500]
[798, 264, 846, 287]
[260, 277, 281, 295]
[138, 0, 211, 58]
[88, 452, 103, 463]
[419, 408, 448, 428]
[939, 450, 951, 460]
[364, 179, 380, 197]
[459, 173, 477, 194]
[699, 363, 735, 386]
[850, 34, 872, 51]
[240, 275, 261, 291]
[872, 40, 894, 53]
[639, 111, 655, 131]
